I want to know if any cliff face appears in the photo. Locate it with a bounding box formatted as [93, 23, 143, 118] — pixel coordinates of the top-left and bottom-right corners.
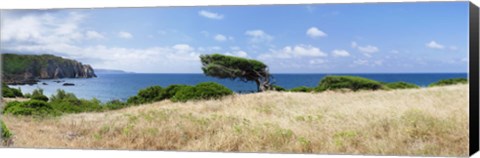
[2, 53, 97, 84]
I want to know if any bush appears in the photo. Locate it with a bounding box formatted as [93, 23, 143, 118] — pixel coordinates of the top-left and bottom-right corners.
[163, 84, 189, 99]
[429, 78, 468, 87]
[3, 100, 59, 116]
[134, 86, 164, 104]
[127, 95, 141, 105]
[49, 90, 103, 113]
[1, 120, 12, 139]
[271, 85, 286, 91]
[24, 93, 31, 98]
[172, 82, 233, 102]
[316, 76, 384, 92]
[104, 99, 129, 110]
[384, 82, 419, 89]
[170, 86, 197, 102]
[289, 86, 314, 92]
[2, 82, 23, 98]
[31, 89, 49, 102]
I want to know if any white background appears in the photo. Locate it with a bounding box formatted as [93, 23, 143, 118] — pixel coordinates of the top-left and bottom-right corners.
[0, 0, 479, 158]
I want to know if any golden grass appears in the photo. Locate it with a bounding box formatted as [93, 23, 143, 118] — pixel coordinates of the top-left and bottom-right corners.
[1, 84, 469, 156]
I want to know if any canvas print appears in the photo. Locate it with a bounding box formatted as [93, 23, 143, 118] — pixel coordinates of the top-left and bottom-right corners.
[0, 2, 471, 157]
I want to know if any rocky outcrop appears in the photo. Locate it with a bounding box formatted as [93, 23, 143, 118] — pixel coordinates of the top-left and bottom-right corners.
[2, 53, 97, 85]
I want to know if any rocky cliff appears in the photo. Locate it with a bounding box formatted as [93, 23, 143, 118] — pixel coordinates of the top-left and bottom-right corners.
[2, 53, 97, 84]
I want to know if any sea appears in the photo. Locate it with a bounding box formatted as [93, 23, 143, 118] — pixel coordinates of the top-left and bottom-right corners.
[9, 73, 468, 103]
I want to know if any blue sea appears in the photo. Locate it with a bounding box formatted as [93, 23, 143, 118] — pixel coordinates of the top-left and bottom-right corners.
[9, 73, 468, 102]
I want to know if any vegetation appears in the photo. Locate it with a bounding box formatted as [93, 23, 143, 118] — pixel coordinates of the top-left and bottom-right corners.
[1, 53, 96, 84]
[1, 120, 12, 139]
[384, 82, 419, 89]
[271, 85, 286, 91]
[3, 100, 59, 117]
[1, 84, 468, 156]
[30, 89, 49, 102]
[172, 82, 233, 102]
[289, 86, 314, 92]
[128, 82, 233, 104]
[429, 78, 468, 87]
[316, 76, 385, 92]
[49, 89, 103, 113]
[200, 54, 272, 92]
[2, 82, 23, 98]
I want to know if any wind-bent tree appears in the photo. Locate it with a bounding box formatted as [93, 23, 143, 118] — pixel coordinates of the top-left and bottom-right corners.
[200, 54, 272, 92]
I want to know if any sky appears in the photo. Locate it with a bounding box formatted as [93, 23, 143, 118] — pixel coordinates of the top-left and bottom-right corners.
[0, 2, 470, 73]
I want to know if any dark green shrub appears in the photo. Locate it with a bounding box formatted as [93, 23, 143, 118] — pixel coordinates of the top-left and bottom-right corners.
[50, 89, 80, 104]
[429, 78, 468, 87]
[3, 100, 59, 116]
[135, 86, 164, 104]
[49, 90, 103, 113]
[289, 86, 314, 92]
[271, 85, 286, 91]
[1, 120, 12, 139]
[316, 76, 385, 92]
[127, 95, 141, 105]
[2, 82, 23, 98]
[163, 84, 189, 99]
[24, 93, 31, 98]
[384, 82, 419, 89]
[172, 82, 233, 102]
[104, 99, 128, 110]
[31, 89, 49, 102]
[171, 86, 197, 102]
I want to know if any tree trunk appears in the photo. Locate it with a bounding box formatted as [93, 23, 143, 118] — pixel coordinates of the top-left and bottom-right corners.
[255, 79, 269, 92]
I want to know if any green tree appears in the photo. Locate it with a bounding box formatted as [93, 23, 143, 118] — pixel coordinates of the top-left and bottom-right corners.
[200, 54, 272, 92]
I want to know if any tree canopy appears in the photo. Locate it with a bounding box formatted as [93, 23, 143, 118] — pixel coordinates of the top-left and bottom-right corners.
[200, 54, 272, 92]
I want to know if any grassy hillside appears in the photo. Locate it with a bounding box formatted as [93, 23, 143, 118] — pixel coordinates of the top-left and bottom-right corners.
[1, 85, 468, 156]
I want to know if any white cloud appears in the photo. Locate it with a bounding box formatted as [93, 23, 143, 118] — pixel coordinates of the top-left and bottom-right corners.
[353, 59, 368, 65]
[358, 45, 379, 53]
[373, 60, 383, 66]
[1, 12, 87, 45]
[6, 42, 208, 73]
[332, 49, 350, 57]
[426, 41, 444, 49]
[351, 41, 379, 57]
[117, 31, 133, 39]
[309, 59, 326, 65]
[225, 51, 249, 58]
[258, 44, 327, 59]
[351, 41, 358, 48]
[245, 30, 273, 43]
[352, 59, 383, 67]
[173, 44, 194, 52]
[214, 34, 227, 42]
[306, 27, 327, 38]
[199, 31, 210, 37]
[198, 10, 224, 20]
[230, 46, 240, 51]
[390, 50, 399, 54]
[0, 12, 209, 73]
[213, 34, 233, 42]
[85, 31, 105, 40]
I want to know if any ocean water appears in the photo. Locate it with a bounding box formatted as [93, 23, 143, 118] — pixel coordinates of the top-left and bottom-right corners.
[9, 73, 468, 102]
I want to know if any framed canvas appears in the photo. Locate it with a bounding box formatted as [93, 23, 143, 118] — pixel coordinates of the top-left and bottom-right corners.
[1, 1, 479, 157]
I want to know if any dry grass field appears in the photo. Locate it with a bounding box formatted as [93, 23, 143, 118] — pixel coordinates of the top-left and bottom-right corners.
[1, 84, 469, 156]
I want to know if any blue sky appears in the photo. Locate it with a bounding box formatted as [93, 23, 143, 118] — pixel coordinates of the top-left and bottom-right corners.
[0, 2, 469, 73]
